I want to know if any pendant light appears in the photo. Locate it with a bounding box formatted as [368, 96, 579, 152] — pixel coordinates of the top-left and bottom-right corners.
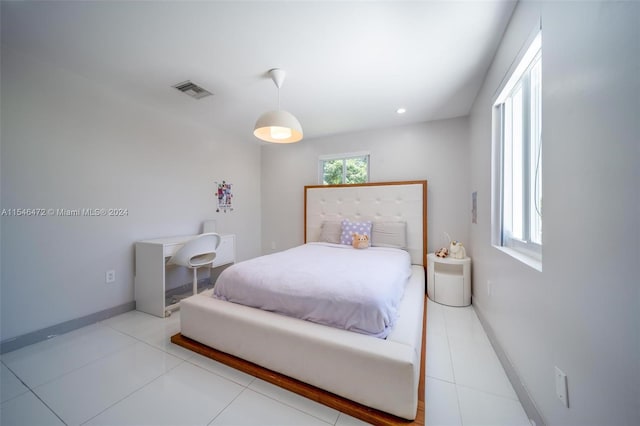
[253, 68, 303, 143]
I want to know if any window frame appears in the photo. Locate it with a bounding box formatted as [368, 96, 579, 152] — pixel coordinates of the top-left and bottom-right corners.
[492, 28, 543, 270]
[318, 152, 370, 185]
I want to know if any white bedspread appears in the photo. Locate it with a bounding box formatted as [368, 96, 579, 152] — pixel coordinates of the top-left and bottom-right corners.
[213, 243, 412, 338]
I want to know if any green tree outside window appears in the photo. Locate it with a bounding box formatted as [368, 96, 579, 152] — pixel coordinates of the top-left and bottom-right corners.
[320, 155, 369, 185]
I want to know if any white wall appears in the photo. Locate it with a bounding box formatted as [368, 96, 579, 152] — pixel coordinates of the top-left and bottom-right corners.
[468, 2, 639, 425]
[261, 118, 470, 256]
[0, 49, 262, 340]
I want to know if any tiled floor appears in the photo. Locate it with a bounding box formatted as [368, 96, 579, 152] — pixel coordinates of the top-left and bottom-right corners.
[425, 300, 530, 426]
[1, 299, 530, 426]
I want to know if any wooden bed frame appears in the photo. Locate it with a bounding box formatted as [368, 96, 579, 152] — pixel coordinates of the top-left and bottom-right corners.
[171, 296, 426, 425]
[304, 180, 427, 265]
[172, 181, 428, 425]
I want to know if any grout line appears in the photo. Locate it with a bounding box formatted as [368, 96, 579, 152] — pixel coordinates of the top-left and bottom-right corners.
[79, 359, 188, 425]
[3, 312, 183, 426]
[3, 361, 67, 425]
[449, 345, 465, 425]
[455, 383, 520, 402]
[100, 315, 195, 363]
[22, 337, 140, 390]
[440, 304, 457, 384]
[438, 301, 465, 426]
[160, 310, 342, 424]
[184, 359, 337, 425]
[184, 356, 255, 388]
[246, 380, 338, 425]
[28, 388, 69, 426]
[23, 329, 181, 423]
[425, 374, 456, 385]
[206, 386, 249, 426]
[0, 361, 30, 404]
[3, 323, 144, 391]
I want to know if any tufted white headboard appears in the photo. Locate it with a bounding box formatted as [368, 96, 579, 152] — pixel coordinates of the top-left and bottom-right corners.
[304, 181, 427, 265]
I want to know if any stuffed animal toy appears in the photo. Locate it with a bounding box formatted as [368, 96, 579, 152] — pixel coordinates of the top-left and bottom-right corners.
[352, 233, 370, 249]
[435, 247, 449, 258]
[449, 241, 466, 259]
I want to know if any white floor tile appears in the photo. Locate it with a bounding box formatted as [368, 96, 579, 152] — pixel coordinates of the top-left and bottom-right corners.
[1, 299, 531, 426]
[102, 309, 179, 339]
[209, 389, 331, 426]
[426, 332, 455, 383]
[34, 342, 182, 425]
[113, 310, 198, 360]
[249, 378, 340, 424]
[449, 337, 517, 400]
[85, 361, 244, 426]
[1, 324, 138, 388]
[457, 385, 530, 426]
[335, 412, 372, 425]
[136, 324, 196, 361]
[425, 377, 462, 426]
[188, 352, 255, 387]
[426, 299, 447, 336]
[443, 306, 490, 345]
[0, 391, 64, 426]
[1, 363, 28, 403]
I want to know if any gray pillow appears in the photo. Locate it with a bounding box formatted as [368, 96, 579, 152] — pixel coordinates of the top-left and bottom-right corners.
[371, 222, 407, 249]
[319, 221, 342, 244]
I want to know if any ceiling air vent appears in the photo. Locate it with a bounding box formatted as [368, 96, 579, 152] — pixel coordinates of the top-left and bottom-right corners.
[172, 80, 213, 99]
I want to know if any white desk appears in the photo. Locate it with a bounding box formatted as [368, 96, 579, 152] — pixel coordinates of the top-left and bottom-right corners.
[134, 234, 235, 317]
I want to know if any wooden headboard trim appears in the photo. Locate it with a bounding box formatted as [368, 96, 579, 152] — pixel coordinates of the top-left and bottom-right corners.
[304, 180, 428, 264]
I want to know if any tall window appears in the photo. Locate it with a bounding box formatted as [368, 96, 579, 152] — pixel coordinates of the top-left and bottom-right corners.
[319, 153, 369, 185]
[493, 31, 542, 263]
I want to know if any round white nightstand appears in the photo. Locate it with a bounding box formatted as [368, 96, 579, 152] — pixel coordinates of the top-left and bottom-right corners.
[426, 253, 471, 307]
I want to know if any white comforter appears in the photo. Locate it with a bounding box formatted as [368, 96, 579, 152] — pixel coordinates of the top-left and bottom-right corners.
[212, 243, 412, 338]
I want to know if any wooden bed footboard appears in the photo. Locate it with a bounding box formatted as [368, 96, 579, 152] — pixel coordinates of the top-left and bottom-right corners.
[171, 294, 426, 426]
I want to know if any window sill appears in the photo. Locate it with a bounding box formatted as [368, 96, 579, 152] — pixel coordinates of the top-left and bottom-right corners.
[493, 246, 542, 272]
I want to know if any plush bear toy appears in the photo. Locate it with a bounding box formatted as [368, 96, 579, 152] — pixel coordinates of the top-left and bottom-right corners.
[352, 233, 370, 249]
[435, 247, 449, 258]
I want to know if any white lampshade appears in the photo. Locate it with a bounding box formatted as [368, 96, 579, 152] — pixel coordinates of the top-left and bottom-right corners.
[253, 109, 303, 143]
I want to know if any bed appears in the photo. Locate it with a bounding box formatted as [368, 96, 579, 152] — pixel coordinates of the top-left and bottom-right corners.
[172, 181, 427, 424]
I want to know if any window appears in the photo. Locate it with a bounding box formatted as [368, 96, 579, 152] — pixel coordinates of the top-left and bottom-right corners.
[318, 153, 369, 185]
[492, 31, 542, 266]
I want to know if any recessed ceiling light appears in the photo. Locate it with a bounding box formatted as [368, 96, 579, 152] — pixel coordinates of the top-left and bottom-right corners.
[396, 108, 406, 114]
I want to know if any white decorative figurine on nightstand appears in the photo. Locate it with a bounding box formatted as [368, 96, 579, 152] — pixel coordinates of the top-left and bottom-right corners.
[427, 253, 471, 307]
[449, 240, 466, 259]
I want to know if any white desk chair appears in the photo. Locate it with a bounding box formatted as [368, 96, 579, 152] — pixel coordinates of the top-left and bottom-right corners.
[168, 233, 221, 296]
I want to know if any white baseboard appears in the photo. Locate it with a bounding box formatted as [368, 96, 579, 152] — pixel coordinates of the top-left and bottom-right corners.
[0, 301, 136, 354]
[473, 305, 547, 426]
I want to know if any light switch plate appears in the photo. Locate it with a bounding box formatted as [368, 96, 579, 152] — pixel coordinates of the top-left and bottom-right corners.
[555, 366, 569, 408]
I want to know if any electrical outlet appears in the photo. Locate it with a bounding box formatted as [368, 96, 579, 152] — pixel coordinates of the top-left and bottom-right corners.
[555, 366, 569, 408]
[105, 270, 116, 284]
[271, 241, 276, 250]
[487, 280, 492, 296]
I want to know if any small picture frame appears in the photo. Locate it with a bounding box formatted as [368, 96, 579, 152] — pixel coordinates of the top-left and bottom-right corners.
[216, 181, 234, 213]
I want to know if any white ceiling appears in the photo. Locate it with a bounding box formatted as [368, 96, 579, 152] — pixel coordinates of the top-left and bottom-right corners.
[1, 1, 516, 143]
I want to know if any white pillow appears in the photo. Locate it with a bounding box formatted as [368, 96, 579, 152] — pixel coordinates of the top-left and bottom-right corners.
[319, 221, 342, 244]
[371, 222, 407, 249]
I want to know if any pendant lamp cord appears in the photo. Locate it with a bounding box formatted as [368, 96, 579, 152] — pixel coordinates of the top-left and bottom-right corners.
[277, 86, 281, 110]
